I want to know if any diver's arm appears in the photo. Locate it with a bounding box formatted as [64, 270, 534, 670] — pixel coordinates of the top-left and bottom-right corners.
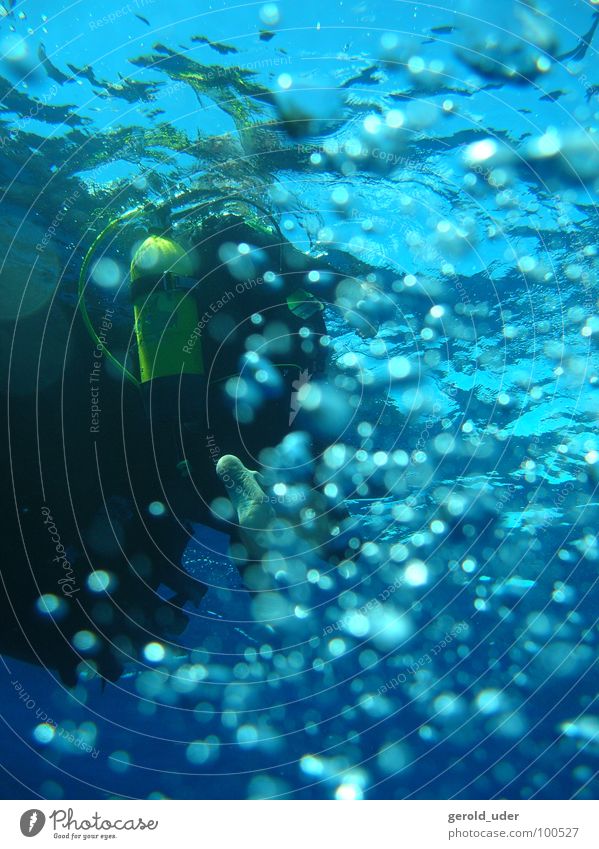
[280, 241, 392, 338]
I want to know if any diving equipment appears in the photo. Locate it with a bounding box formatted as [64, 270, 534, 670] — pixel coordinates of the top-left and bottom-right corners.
[130, 235, 203, 386]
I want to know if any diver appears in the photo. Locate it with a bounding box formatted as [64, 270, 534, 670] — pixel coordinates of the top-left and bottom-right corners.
[1, 199, 385, 686]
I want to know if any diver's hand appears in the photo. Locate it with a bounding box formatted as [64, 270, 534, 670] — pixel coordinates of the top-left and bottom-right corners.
[216, 455, 275, 561]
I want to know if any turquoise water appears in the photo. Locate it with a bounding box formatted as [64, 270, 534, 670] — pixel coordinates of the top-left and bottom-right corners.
[1, 0, 598, 800]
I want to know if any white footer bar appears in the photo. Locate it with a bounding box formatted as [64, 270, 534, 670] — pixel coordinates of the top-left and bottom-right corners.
[1, 800, 597, 848]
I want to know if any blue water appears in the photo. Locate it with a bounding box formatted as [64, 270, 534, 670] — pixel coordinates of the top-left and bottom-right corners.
[1, 0, 598, 800]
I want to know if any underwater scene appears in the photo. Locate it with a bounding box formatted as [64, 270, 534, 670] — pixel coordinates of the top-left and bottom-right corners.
[0, 0, 598, 803]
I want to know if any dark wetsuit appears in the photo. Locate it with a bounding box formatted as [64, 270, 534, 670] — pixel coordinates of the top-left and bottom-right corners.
[2, 301, 195, 684]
